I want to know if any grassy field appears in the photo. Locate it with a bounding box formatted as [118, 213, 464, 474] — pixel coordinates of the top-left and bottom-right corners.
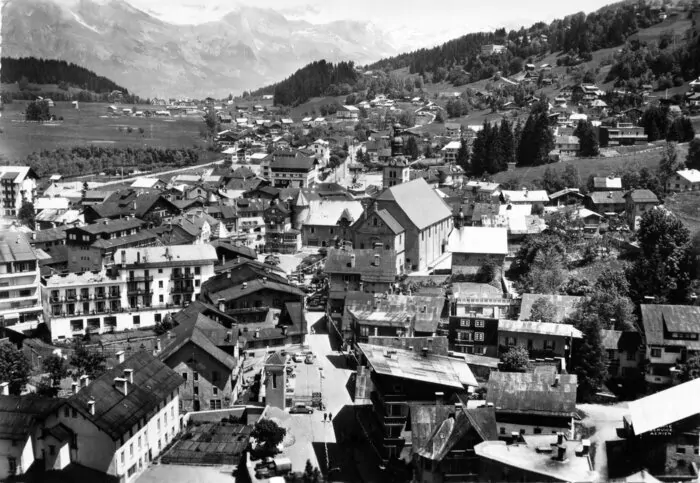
[492, 142, 690, 185]
[0, 101, 208, 162]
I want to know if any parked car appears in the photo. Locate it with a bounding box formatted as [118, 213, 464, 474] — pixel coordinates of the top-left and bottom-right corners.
[265, 254, 281, 266]
[289, 404, 314, 414]
[307, 297, 327, 309]
[304, 354, 315, 364]
[293, 353, 304, 363]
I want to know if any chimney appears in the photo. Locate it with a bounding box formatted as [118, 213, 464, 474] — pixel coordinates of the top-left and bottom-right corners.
[0, 382, 8, 396]
[116, 350, 125, 363]
[281, 325, 288, 336]
[88, 400, 95, 416]
[408, 346, 413, 351]
[155, 339, 161, 353]
[114, 377, 128, 395]
[581, 439, 591, 455]
[168, 330, 174, 340]
[454, 402, 463, 410]
[556, 432, 564, 445]
[435, 392, 444, 405]
[421, 347, 429, 357]
[227, 271, 232, 279]
[218, 298, 226, 311]
[71, 382, 79, 394]
[79, 374, 89, 388]
[556, 445, 567, 461]
[124, 368, 134, 384]
[350, 254, 356, 268]
[374, 253, 380, 266]
[243, 282, 248, 289]
[511, 432, 519, 444]
[262, 277, 267, 284]
[553, 375, 560, 387]
[255, 329, 260, 339]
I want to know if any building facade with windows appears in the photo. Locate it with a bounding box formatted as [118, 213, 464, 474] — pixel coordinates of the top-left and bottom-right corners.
[43, 245, 218, 341]
[0, 232, 44, 331]
[158, 314, 241, 412]
[640, 304, 700, 387]
[43, 351, 184, 483]
[0, 352, 183, 482]
[498, 320, 582, 360]
[0, 166, 38, 218]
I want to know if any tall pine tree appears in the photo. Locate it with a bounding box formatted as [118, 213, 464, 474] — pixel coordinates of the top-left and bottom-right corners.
[516, 115, 535, 166]
[456, 139, 470, 172]
[499, 119, 515, 169]
[471, 123, 488, 175]
[533, 112, 554, 166]
[574, 120, 599, 157]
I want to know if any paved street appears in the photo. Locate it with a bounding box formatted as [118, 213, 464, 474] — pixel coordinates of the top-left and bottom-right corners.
[265, 312, 357, 476]
[137, 464, 236, 483]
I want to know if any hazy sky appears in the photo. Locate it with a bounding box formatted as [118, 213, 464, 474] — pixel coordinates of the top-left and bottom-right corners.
[95, 0, 618, 47]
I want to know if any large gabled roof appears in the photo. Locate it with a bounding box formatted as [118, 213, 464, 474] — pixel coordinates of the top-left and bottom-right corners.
[0, 232, 41, 263]
[486, 372, 577, 417]
[159, 314, 238, 371]
[416, 406, 498, 462]
[206, 278, 304, 303]
[67, 351, 184, 441]
[0, 394, 63, 439]
[324, 248, 397, 282]
[641, 304, 700, 347]
[625, 378, 700, 436]
[358, 343, 477, 389]
[448, 227, 508, 255]
[377, 178, 452, 230]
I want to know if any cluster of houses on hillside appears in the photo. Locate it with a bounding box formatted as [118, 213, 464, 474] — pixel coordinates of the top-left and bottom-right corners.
[0, 91, 698, 481]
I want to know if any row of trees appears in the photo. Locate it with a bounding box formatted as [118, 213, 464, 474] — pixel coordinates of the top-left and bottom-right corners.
[24, 146, 201, 178]
[469, 119, 516, 175]
[640, 107, 696, 142]
[516, 111, 555, 167]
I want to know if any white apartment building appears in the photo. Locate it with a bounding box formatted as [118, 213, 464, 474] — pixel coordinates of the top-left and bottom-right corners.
[0, 232, 43, 329]
[41, 351, 183, 483]
[441, 141, 461, 164]
[43, 245, 218, 341]
[0, 166, 38, 218]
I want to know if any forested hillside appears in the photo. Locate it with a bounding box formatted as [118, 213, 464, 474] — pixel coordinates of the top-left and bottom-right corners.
[369, 1, 660, 82]
[269, 60, 358, 106]
[1, 57, 131, 94]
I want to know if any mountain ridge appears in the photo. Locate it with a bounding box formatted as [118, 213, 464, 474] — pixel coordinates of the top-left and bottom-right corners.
[2, 0, 404, 98]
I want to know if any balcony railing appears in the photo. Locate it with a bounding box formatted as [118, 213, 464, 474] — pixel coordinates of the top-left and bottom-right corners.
[172, 285, 195, 294]
[225, 306, 269, 315]
[128, 275, 154, 282]
[127, 288, 153, 296]
[171, 272, 194, 280]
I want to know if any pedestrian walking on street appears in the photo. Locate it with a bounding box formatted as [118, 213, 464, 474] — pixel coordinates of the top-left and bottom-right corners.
[323, 413, 327, 422]
[328, 412, 333, 422]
